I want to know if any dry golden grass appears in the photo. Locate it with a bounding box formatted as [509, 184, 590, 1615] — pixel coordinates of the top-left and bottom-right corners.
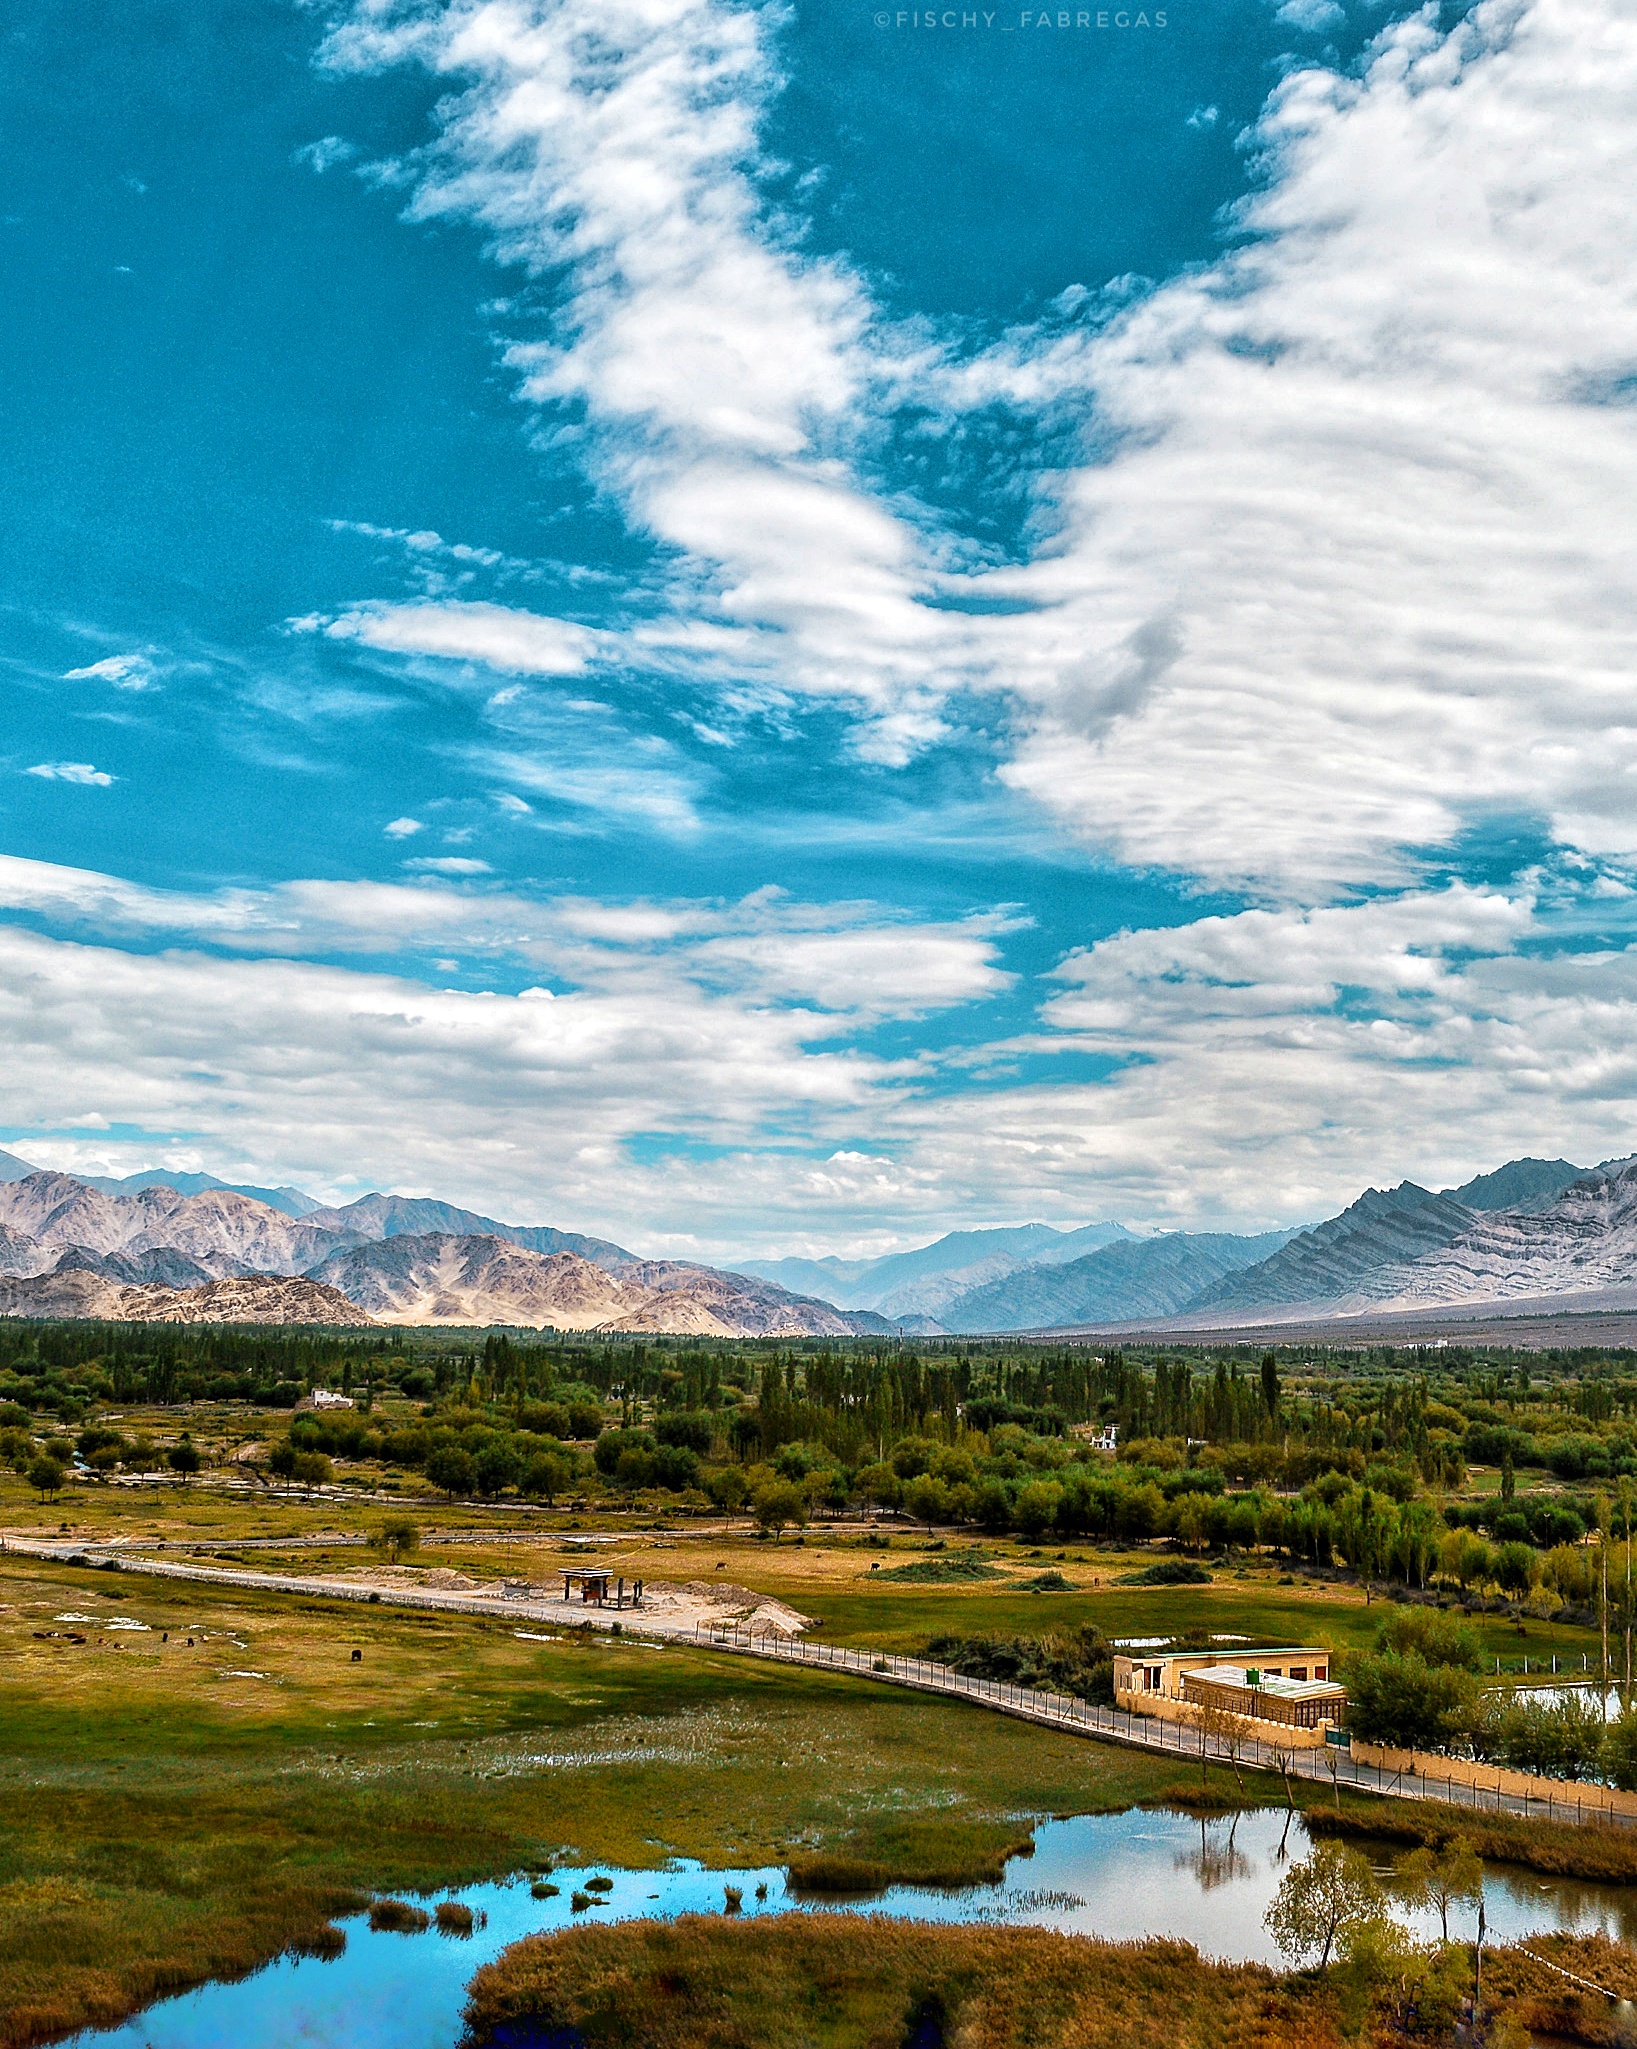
[1472, 1932, 1637, 2044]
[462, 1913, 1340, 2049]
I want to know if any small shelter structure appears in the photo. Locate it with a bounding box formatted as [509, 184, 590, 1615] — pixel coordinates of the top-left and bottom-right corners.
[561, 1568, 644, 1609]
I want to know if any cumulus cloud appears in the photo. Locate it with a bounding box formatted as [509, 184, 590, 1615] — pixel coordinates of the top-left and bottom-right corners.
[0, 859, 1021, 1243]
[384, 816, 424, 839]
[322, 0, 1637, 901]
[26, 762, 115, 786]
[11, 0, 1636, 1247]
[977, 0, 1637, 892]
[2, 854, 1636, 1247]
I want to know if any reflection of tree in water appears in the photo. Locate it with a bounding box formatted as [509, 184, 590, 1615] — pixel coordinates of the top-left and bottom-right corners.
[1175, 1814, 1253, 1891]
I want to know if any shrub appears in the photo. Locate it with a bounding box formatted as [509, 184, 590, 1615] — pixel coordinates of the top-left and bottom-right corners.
[1343, 1650, 1478, 1752]
[923, 1625, 1114, 1705]
[531, 1880, 561, 1900]
[1372, 1607, 1480, 1669]
[903, 1473, 953, 1528]
[707, 1467, 750, 1512]
[1602, 1711, 1637, 1790]
[1476, 1690, 1606, 1780]
[1544, 1435, 1614, 1480]
[1118, 1559, 1210, 1587]
[521, 1452, 572, 1503]
[1495, 1541, 1539, 1596]
[652, 1443, 700, 1491]
[593, 1427, 654, 1479]
[877, 1555, 1000, 1584]
[368, 1517, 420, 1565]
[475, 1443, 522, 1497]
[27, 1454, 66, 1500]
[1013, 1480, 1063, 1540]
[1265, 1842, 1386, 1969]
[435, 1901, 476, 1936]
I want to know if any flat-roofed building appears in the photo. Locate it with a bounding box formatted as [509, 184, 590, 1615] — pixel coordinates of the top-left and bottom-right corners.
[1113, 1645, 1345, 1730]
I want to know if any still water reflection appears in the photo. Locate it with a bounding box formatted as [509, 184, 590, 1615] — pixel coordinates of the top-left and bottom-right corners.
[68, 1807, 1637, 2049]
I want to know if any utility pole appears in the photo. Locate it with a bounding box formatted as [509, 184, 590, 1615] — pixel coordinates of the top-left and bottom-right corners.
[1600, 1492, 1611, 1701]
[1623, 1478, 1633, 1710]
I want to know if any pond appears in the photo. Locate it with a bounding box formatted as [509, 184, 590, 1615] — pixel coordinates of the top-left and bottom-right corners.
[66, 1806, 1637, 2049]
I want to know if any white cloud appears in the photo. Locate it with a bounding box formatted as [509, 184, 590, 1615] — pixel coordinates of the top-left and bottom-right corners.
[3, 854, 1636, 1249]
[63, 655, 156, 690]
[317, 599, 600, 675]
[384, 816, 425, 838]
[958, 0, 1637, 891]
[26, 763, 115, 787]
[404, 855, 493, 875]
[323, 0, 1637, 903]
[294, 135, 359, 174]
[1276, 0, 1344, 29]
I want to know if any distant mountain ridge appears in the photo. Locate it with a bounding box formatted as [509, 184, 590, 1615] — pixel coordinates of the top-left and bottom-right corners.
[309, 1233, 894, 1336]
[937, 1230, 1299, 1333]
[0, 1147, 318, 1217]
[1185, 1183, 1482, 1318]
[0, 1145, 1626, 1332]
[299, 1193, 636, 1269]
[0, 1163, 893, 1335]
[734, 1220, 1132, 1318]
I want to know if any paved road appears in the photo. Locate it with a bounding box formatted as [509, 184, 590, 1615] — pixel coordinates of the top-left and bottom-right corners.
[4, 1534, 1627, 1833]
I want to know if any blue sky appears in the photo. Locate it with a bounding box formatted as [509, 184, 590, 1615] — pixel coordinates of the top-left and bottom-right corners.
[2, 0, 1635, 1257]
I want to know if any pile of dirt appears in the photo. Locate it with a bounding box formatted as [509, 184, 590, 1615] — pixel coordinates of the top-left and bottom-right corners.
[645, 1579, 814, 1637]
[350, 1565, 485, 1593]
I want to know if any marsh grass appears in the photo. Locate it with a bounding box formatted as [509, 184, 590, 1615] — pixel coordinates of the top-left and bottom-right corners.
[1, 1548, 1227, 2048]
[435, 1901, 476, 1937]
[1475, 1931, 1637, 2044]
[783, 1854, 890, 1895]
[1307, 1791, 1637, 1884]
[368, 1898, 432, 1934]
[461, 1913, 1340, 2049]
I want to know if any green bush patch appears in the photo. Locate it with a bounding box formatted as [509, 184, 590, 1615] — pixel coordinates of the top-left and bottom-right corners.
[875, 1556, 1001, 1584]
[1118, 1560, 1213, 1587]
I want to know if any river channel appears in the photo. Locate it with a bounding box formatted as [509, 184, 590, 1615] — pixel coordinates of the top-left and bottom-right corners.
[66, 1806, 1637, 2049]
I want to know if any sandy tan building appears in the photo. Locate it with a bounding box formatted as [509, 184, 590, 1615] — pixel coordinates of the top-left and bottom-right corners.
[1113, 1645, 1346, 1731]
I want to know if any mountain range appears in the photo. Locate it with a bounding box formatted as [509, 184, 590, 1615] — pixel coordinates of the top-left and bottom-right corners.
[0, 1165, 894, 1335]
[0, 1146, 1630, 1332]
[733, 1221, 1133, 1320]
